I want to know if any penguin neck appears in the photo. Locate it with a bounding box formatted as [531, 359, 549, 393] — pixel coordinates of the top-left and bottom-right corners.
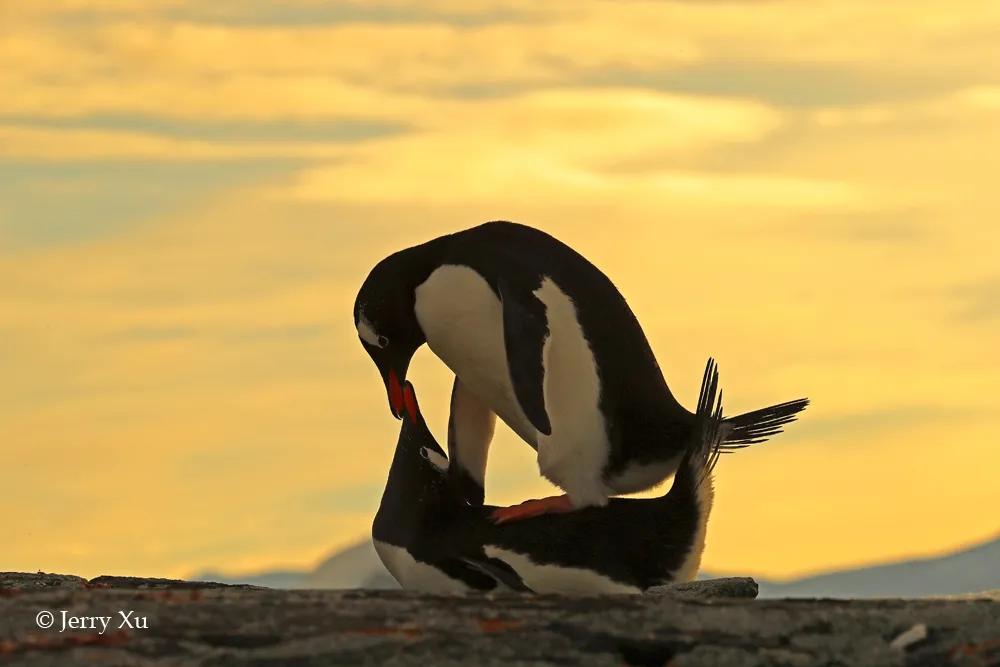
[373, 423, 451, 545]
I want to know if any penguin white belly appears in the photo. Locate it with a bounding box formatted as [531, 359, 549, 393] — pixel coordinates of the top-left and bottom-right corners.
[673, 464, 715, 583]
[373, 540, 469, 593]
[414, 265, 538, 445]
[415, 266, 611, 507]
[484, 545, 640, 595]
[532, 277, 610, 507]
[606, 454, 683, 495]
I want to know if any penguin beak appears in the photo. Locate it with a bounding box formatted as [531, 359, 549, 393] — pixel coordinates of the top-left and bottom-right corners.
[362, 340, 414, 420]
[386, 369, 405, 420]
[401, 381, 419, 423]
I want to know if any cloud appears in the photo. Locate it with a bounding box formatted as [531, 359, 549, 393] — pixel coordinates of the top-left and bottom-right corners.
[571, 63, 969, 109]
[163, 0, 542, 27]
[10, 0, 551, 26]
[781, 405, 984, 443]
[953, 86, 1000, 111]
[281, 162, 866, 210]
[3, 114, 407, 142]
[775, 210, 931, 245]
[7, 0, 999, 131]
[0, 70, 429, 121]
[950, 278, 1000, 322]
[267, 88, 835, 208]
[0, 125, 341, 162]
[3, 0, 1000, 581]
[0, 161, 300, 250]
[0, 17, 696, 119]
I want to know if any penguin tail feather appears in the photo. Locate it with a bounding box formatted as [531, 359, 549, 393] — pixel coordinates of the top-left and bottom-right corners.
[677, 358, 726, 488]
[719, 390, 808, 451]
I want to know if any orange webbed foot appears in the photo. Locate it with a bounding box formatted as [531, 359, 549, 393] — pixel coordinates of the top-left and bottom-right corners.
[490, 494, 575, 524]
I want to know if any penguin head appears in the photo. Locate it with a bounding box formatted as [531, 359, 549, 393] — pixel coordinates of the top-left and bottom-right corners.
[355, 254, 427, 419]
[398, 381, 449, 473]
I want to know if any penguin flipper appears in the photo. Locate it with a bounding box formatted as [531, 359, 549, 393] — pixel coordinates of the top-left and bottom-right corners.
[460, 555, 533, 592]
[432, 557, 504, 591]
[498, 278, 552, 436]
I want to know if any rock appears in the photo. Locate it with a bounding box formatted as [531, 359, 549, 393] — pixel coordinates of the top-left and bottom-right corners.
[646, 576, 759, 600]
[889, 623, 928, 651]
[0, 572, 997, 666]
[0, 572, 89, 592]
[87, 576, 257, 590]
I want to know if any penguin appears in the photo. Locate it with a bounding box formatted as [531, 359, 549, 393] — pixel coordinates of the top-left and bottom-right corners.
[372, 363, 726, 594]
[355, 221, 808, 522]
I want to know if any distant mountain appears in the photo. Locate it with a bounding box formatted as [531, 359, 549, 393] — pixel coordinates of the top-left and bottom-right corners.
[751, 535, 1000, 598]
[304, 540, 397, 590]
[193, 540, 398, 590]
[193, 569, 309, 589]
[194, 534, 999, 597]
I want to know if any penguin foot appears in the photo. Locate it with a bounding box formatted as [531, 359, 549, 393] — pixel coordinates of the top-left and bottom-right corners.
[491, 494, 574, 524]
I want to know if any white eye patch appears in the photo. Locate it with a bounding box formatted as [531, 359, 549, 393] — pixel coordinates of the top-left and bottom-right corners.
[356, 312, 384, 347]
[420, 447, 449, 472]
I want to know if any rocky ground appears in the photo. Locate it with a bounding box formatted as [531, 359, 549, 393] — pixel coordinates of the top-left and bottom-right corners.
[0, 572, 997, 666]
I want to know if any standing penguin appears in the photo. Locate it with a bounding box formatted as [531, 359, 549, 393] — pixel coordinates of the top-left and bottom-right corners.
[355, 221, 807, 521]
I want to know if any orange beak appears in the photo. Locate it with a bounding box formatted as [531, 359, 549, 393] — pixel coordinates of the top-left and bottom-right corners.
[387, 369, 405, 419]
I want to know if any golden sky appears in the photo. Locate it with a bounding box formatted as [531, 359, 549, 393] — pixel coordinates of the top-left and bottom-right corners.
[2, 0, 998, 581]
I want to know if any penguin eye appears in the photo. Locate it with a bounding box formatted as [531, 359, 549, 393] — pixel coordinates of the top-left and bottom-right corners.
[419, 447, 448, 472]
[377, 335, 389, 348]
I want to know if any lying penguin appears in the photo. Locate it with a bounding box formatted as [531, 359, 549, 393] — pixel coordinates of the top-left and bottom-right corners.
[372, 359, 729, 594]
